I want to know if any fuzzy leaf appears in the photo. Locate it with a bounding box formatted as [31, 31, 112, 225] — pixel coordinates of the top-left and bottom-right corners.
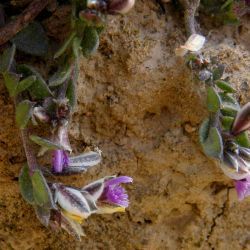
[81, 27, 99, 57]
[29, 135, 63, 150]
[18, 65, 53, 99]
[219, 93, 239, 107]
[215, 80, 236, 93]
[201, 127, 223, 159]
[221, 116, 234, 131]
[0, 44, 16, 73]
[235, 132, 250, 148]
[34, 205, 51, 227]
[73, 37, 82, 60]
[54, 32, 76, 59]
[16, 100, 33, 129]
[207, 86, 221, 112]
[15, 75, 36, 95]
[31, 170, 53, 208]
[12, 22, 48, 56]
[199, 118, 210, 144]
[66, 79, 76, 108]
[49, 64, 72, 87]
[19, 164, 34, 205]
[2, 71, 19, 96]
[221, 104, 239, 117]
[213, 64, 225, 81]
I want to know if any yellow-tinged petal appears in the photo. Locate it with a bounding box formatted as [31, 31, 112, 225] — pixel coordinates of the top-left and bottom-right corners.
[62, 209, 85, 224]
[96, 205, 126, 214]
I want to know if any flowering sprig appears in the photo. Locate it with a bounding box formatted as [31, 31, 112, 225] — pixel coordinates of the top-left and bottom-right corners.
[0, 0, 135, 239]
[184, 48, 250, 201]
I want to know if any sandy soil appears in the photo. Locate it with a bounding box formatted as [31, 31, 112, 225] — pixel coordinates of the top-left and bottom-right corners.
[0, 1, 250, 249]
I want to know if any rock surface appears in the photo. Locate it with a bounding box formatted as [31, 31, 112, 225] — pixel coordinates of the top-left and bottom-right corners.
[0, 1, 250, 249]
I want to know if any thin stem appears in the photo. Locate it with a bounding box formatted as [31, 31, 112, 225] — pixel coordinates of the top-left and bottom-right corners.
[0, 0, 50, 46]
[20, 128, 38, 175]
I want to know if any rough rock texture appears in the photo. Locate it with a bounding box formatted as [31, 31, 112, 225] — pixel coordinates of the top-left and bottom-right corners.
[0, 1, 250, 249]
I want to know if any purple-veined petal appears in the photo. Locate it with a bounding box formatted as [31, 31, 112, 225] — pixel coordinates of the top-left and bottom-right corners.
[231, 102, 250, 135]
[52, 150, 69, 173]
[68, 151, 101, 167]
[105, 176, 133, 186]
[235, 176, 250, 201]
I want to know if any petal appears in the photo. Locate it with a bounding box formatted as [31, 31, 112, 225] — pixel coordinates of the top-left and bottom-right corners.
[235, 178, 250, 201]
[105, 176, 133, 187]
[181, 34, 206, 52]
[68, 151, 101, 168]
[96, 204, 126, 214]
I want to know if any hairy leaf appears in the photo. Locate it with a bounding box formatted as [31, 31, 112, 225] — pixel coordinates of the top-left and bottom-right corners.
[12, 22, 48, 56]
[215, 80, 236, 93]
[0, 44, 16, 73]
[81, 27, 99, 57]
[207, 86, 221, 112]
[19, 164, 34, 204]
[16, 100, 33, 129]
[34, 205, 51, 227]
[236, 132, 250, 148]
[66, 79, 76, 109]
[221, 116, 234, 131]
[18, 65, 53, 99]
[49, 64, 71, 87]
[31, 170, 53, 208]
[201, 127, 223, 159]
[199, 118, 210, 144]
[29, 135, 63, 150]
[213, 64, 225, 81]
[2, 71, 19, 96]
[15, 75, 36, 95]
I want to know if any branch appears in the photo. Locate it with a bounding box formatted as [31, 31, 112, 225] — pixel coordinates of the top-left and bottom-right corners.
[180, 0, 200, 35]
[0, 0, 50, 46]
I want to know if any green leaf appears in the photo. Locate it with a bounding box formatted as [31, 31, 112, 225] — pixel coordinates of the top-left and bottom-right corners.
[213, 64, 225, 81]
[81, 26, 99, 57]
[18, 65, 53, 99]
[199, 118, 210, 144]
[16, 100, 33, 129]
[219, 93, 239, 107]
[215, 80, 236, 93]
[235, 132, 250, 148]
[66, 79, 76, 109]
[29, 135, 63, 150]
[11, 22, 48, 56]
[73, 37, 82, 60]
[221, 116, 234, 131]
[221, 103, 239, 117]
[31, 170, 53, 208]
[34, 205, 51, 227]
[207, 86, 221, 112]
[2, 71, 19, 96]
[15, 75, 36, 95]
[0, 44, 16, 73]
[49, 64, 72, 87]
[54, 32, 76, 59]
[19, 164, 34, 205]
[201, 127, 223, 159]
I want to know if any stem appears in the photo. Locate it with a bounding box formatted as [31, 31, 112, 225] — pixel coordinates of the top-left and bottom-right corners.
[0, 0, 50, 46]
[20, 128, 38, 175]
[180, 0, 200, 35]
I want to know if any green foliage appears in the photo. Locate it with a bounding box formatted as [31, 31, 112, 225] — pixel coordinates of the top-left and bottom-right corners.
[81, 26, 99, 57]
[12, 22, 48, 56]
[49, 64, 72, 87]
[31, 170, 53, 208]
[29, 135, 64, 150]
[0, 44, 16, 73]
[2, 71, 19, 97]
[215, 80, 236, 93]
[15, 75, 37, 95]
[16, 100, 33, 129]
[207, 86, 221, 112]
[19, 164, 35, 205]
[236, 132, 250, 148]
[18, 65, 53, 99]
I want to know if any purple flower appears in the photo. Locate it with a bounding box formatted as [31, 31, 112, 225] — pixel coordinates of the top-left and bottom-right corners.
[52, 150, 69, 173]
[235, 176, 250, 201]
[100, 176, 133, 207]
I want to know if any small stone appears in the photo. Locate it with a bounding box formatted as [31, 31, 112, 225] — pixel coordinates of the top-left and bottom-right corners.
[184, 123, 196, 133]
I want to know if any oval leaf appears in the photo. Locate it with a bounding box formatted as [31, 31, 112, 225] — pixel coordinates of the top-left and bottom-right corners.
[34, 205, 51, 227]
[18, 64, 53, 99]
[19, 164, 34, 204]
[11, 22, 48, 56]
[16, 100, 33, 129]
[2, 71, 19, 97]
[81, 27, 99, 57]
[215, 80, 236, 93]
[29, 135, 63, 150]
[221, 116, 234, 131]
[15, 75, 36, 95]
[213, 64, 225, 81]
[31, 170, 53, 208]
[199, 118, 210, 144]
[0, 44, 16, 73]
[49, 64, 72, 87]
[207, 86, 221, 112]
[235, 132, 250, 148]
[201, 127, 223, 159]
